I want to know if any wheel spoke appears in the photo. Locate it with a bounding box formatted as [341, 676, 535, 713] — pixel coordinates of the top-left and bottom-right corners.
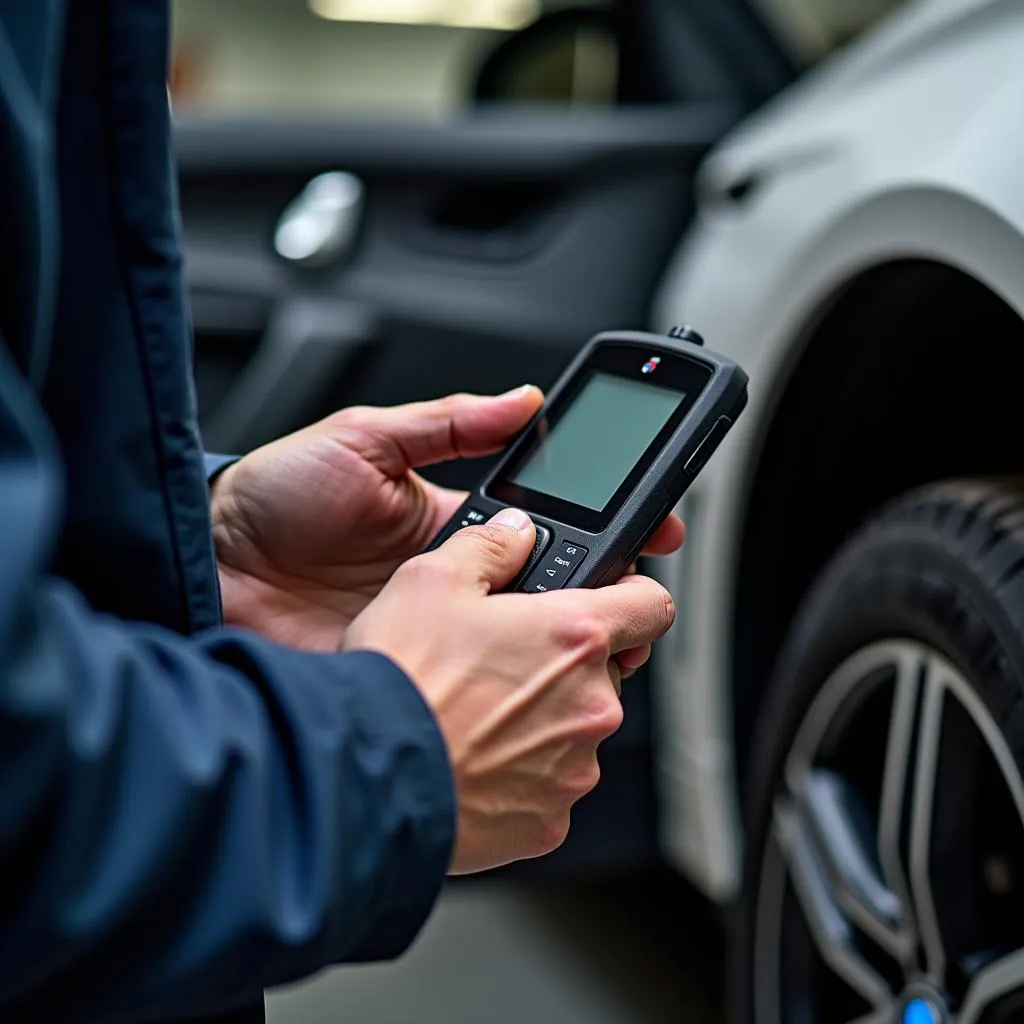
[876, 646, 924, 962]
[773, 799, 892, 1008]
[958, 947, 1024, 1024]
[908, 662, 946, 984]
[799, 769, 906, 960]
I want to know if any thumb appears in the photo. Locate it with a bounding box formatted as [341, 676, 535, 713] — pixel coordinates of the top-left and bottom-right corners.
[440, 508, 537, 592]
[355, 386, 543, 474]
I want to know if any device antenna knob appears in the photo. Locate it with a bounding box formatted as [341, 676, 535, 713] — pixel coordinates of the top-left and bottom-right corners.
[668, 324, 705, 346]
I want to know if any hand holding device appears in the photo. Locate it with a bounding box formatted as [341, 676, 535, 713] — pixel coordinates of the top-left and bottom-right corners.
[344, 509, 676, 874]
[211, 385, 545, 651]
[427, 327, 748, 591]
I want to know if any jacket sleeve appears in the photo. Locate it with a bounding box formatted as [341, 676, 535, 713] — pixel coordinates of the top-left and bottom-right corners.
[0, 349, 455, 1021]
[204, 452, 239, 482]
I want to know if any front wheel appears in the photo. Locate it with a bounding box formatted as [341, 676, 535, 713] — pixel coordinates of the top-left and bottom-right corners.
[735, 480, 1024, 1024]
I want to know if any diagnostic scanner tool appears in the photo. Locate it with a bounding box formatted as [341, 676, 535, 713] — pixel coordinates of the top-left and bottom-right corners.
[426, 327, 748, 591]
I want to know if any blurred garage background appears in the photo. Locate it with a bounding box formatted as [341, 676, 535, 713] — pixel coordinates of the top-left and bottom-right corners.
[171, 0, 892, 119]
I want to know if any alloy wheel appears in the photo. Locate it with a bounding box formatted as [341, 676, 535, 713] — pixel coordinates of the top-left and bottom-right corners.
[754, 640, 1024, 1024]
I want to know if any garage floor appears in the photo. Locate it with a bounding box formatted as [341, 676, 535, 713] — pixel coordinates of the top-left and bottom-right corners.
[267, 872, 725, 1024]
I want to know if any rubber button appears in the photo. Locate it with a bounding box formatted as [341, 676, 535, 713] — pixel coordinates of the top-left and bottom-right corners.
[555, 541, 587, 571]
[527, 523, 552, 564]
[521, 542, 588, 593]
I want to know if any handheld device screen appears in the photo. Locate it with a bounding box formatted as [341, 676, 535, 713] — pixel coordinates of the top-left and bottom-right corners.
[487, 342, 714, 532]
[510, 372, 686, 512]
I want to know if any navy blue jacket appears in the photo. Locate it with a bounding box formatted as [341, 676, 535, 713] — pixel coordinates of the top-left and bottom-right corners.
[0, 1, 455, 1020]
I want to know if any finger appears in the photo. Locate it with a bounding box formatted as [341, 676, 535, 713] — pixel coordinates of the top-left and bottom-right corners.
[359, 386, 544, 473]
[608, 659, 623, 698]
[422, 482, 469, 534]
[640, 514, 685, 556]
[616, 643, 652, 673]
[583, 573, 676, 654]
[438, 507, 536, 591]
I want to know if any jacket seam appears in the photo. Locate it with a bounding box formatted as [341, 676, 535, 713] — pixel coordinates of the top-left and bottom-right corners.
[99, 0, 195, 634]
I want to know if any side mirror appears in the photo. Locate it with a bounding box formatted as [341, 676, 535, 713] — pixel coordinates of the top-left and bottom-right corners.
[472, 7, 619, 107]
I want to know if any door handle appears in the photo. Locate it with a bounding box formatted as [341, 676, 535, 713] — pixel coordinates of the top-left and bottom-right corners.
[203, 297, 378, 453]
[274, 171, 364, 267]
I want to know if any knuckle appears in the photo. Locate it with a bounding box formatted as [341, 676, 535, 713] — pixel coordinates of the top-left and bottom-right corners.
[344, 403, 374, 421]
[595, 695, 625, 737]
[463, 524, 512, 563]
[439, 392, 472, 416]
[392, 556, 425, 586]
[555, 608, 610, 658]
[558, 759, 601, 802]
[328, 405, 373, 431]
[395, 553, 459, 590]
[530, 814, 571, 858]
[571, 686, 623, 743]
[580, 759, 602, 796]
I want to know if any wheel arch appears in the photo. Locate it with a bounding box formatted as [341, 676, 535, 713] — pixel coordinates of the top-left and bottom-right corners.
[729, 253, 1024, 793]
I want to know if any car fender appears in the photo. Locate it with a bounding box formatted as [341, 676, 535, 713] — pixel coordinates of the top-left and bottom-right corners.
[651, 162, 1024, 900]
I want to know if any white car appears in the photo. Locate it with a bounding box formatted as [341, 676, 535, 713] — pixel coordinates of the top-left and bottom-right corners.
[653, 1, 1024, 1021]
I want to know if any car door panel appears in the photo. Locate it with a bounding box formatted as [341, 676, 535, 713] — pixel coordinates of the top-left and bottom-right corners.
[177, 105, 738, 487]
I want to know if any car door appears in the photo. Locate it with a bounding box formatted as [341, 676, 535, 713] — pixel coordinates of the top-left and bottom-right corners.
[173, 0, 793, 868]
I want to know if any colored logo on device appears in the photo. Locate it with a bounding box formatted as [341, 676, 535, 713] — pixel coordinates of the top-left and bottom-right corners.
[641, 356, 661, 375]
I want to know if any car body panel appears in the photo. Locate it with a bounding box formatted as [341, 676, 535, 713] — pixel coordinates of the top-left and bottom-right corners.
[651, 0, 1024, 899]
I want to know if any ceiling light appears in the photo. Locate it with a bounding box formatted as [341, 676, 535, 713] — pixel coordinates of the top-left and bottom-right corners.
[309, 0, 540, 31]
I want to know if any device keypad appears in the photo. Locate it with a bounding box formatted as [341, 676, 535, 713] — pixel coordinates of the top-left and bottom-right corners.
[455, 508, 488, 529]
[525, 523, 552, 566]
[520, 541, 588, 593]
[431, 507, 487, 548]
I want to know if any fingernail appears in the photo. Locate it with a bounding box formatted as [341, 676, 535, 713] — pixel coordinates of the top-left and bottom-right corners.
[491, 507, 533, 533]
[503, 384, 538, 398]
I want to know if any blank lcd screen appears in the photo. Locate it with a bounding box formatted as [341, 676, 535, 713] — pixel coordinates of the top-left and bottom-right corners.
[510, 372, 686, 511]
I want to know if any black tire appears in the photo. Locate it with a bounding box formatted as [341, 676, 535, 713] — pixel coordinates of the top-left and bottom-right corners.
[733, 478, 1024, 1024]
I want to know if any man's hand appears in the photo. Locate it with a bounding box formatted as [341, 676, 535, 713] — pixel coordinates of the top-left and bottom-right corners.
[211, 388, 684, 652]
[344, 509, 677, 874]
[211, 386, 543, 649]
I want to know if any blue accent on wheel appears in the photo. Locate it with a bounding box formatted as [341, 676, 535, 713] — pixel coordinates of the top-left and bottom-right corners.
[903, 997, 939, 1024]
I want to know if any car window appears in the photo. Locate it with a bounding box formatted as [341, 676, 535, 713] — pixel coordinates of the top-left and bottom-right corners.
[752, 0, 912, 64]
[170, 0, 613, 118]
